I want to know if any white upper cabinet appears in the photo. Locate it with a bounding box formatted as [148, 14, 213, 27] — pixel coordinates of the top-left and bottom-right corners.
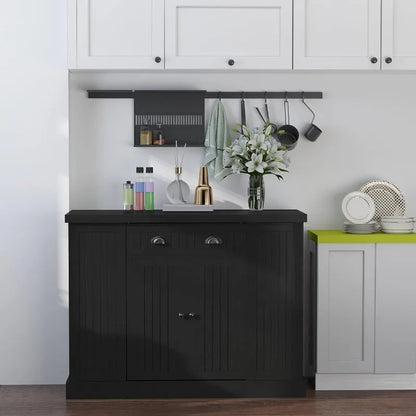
[164, 0, 293, 70]
[294, 0, 416, 70]
[294, 0, 382, 70]
[69, 0, 164, 69]
[382, 0, 416, 69]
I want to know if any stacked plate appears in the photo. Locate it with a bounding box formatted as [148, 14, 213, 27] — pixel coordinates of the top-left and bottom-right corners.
[343, 221, 378, 234]
[380, 216, 415, 234]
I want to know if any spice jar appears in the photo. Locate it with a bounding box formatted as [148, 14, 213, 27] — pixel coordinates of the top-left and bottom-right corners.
[153, 124, 165, 145]
[140, 126, 152, 145]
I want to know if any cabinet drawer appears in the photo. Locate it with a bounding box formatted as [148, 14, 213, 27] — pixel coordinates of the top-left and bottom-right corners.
[127, 224, 245, 256]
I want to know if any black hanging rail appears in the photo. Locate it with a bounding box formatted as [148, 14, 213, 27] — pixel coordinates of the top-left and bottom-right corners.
[87, 90, 323, 100]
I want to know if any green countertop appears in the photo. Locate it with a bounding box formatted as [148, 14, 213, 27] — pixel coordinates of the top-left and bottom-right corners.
[308, 230, 416, 243]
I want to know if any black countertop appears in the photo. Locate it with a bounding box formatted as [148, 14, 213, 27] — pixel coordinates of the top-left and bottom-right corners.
[65, 209, 307, 224]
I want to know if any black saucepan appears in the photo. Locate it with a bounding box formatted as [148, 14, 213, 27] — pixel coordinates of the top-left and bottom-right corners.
[277, 97, 299, 151]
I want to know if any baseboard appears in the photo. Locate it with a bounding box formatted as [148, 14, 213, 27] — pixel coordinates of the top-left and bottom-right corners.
[66, 378, 306, 399]
[316, 373, 416, 390]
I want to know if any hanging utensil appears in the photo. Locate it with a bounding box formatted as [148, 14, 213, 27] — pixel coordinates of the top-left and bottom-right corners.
[255, 107, 267, 125]
[277, 94, 299, 151]
[240, 92, 246, 133]
[264, 93, 278, 135]
[302, 92, 322, 141]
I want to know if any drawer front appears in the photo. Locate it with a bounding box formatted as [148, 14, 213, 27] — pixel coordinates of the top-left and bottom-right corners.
[127, 224, 246, 256]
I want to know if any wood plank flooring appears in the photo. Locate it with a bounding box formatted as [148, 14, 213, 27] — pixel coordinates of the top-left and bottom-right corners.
[1, 384, 416, 416]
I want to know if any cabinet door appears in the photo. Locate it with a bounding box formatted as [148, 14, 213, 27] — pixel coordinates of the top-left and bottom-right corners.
[251, 223, 304, 380]
[69, 224, 126, 381]
[126, 225, 256, 380]
[294, 0, 381, 70]
[74, 0, 164, 69]
[317, 244, 375, 373]
[165, 0, 292, 70]
[375, 244, 416, 373]
[382, 0, 416, 69]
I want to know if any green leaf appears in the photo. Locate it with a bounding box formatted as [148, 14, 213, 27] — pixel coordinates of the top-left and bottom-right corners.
[264, 124, 272, 136]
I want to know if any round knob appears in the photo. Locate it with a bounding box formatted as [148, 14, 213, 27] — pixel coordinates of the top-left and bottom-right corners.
[155, 56, 162, 63]
[151, 236, 166, 246]
[228, 59, 235, 66]
[178, 312, 185, 319]
[370, 57, 378, 64]
[205, 236, 223, 245]
[385, 57, 393, 64]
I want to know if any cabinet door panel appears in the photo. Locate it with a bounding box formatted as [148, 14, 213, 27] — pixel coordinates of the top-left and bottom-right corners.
[375, 244, 416, 373]
[127, 258, 256, 380]
[294, 0, 381, 69]
[317, 244, 375, 373]
[76, 0, 164, 69]
[165, 0, 292, 70]
[69, 225, 126, 381]
[382, 0, 416, 69]
[251, 224, 303, 379]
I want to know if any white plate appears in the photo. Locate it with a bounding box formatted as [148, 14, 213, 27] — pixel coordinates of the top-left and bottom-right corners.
[342, 192, 376, 224]
[360, 181, 406, 223]
[382, 229, 414, 234]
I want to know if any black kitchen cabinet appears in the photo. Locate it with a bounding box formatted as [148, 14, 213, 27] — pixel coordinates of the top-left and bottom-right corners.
[65, 210, 306, 398]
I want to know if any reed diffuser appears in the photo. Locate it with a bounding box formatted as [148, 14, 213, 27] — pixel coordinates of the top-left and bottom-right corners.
[166, 141, 190, 204]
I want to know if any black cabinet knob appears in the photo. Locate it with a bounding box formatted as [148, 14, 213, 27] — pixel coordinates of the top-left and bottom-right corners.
[155, 56, 162, 63]
[178, 312, 200, 320]
[370, 57, 378, 64]
[228, 59, 235, 66]
[385, 57, 393, 64]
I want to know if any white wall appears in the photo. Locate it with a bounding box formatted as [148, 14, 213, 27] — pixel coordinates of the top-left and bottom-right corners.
[0, 1, 68, 383]
[70, 71, 416, 229]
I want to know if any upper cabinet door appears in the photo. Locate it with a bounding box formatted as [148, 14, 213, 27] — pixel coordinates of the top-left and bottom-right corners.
[73, 0, 164, 69]
[165, 0, 293, 70]
[294, 0, 381, 70]
[382, 0, 416, 70]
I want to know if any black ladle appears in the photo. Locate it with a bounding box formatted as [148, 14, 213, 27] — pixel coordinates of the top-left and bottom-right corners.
[277, 95, 299, 151]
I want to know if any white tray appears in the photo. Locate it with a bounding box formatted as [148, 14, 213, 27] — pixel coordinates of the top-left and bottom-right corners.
[162, 204, 214, 212]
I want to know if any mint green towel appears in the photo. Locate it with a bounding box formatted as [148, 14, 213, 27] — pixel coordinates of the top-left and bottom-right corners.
[204, 100, 230, 181]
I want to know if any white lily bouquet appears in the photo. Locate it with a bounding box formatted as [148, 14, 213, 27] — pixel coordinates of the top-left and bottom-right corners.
[224, 124, 290, 210]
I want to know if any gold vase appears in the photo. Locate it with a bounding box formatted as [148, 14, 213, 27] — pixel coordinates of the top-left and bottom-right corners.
[194, 167, 213, 205]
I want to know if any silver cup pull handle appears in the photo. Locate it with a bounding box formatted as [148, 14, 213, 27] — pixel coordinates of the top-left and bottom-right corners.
[205, 236, 223, 245]
[151, 236, 166, 246]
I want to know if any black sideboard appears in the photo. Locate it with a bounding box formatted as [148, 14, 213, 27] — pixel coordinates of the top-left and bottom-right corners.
[65, 209, 307, 398]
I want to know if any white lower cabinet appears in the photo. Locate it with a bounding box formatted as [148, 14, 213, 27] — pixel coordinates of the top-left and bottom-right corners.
[309, 231, 416, 390]
[375, 244, 416, 374]
[316, 244, 375, 374]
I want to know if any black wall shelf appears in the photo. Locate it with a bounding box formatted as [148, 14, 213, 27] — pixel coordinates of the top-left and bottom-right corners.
[86, 89, 323, 147]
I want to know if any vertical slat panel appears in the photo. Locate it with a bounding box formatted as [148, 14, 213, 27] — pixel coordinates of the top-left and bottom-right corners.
[75, 225, 126, 381]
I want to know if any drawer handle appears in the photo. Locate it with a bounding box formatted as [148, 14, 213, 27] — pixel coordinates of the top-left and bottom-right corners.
[151, 236, 166, 246]
[205, 236, 223, 245]
[178, 312, 200, 320]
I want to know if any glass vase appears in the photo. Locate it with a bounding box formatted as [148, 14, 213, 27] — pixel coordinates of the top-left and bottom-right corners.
[248, 175, 265, 210]
[166, 167, 190, 204]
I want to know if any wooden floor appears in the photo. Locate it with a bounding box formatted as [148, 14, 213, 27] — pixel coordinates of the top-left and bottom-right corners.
[1, 384, 416, 416]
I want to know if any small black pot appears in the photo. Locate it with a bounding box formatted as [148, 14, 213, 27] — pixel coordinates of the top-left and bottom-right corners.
[277, 98, 299, 151]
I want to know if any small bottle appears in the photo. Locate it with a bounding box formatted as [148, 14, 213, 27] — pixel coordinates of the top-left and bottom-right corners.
[135, 167, 145, 210]
[123, 181, 134, 210]
[144, 167, 154, 211]
[140, 125, 152, 145]
[153, 124, 165, 145]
